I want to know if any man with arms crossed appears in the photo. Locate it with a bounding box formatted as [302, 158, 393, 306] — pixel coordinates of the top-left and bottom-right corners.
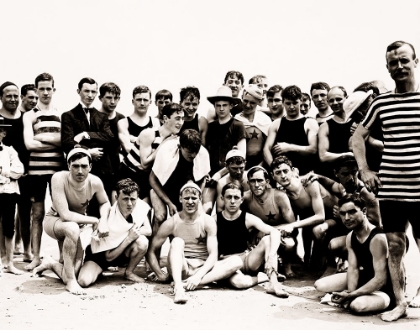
[352, 40, 420, 321]
[78, 179, 151, 286]
[147, 182, 218, 304]
[33, 148, 110, 295]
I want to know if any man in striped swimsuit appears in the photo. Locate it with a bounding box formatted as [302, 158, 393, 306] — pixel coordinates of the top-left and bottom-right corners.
[23, 73, 64, 271]
[352, 41, 420, 321]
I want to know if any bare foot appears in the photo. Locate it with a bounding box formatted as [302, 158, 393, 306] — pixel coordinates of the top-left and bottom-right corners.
[25, 257, 42, 271]
[266, 282, 289, 298]
[125, 272, 146, 283]
[13, 247, 23, 255]
[381, 304, 407, 322]
[32, 256, 55, 277]
[23, 252, 33, 263]
[409, 288, 420, 308]
[174, 287, 188, 304]
[4, 264, 24, 275]
[66, 279, 85, 295]
[257, 272, 269, 284]
[284, 263, 295, 278]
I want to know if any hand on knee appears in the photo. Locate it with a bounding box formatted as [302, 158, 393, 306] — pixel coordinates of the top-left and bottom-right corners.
[134, 235, 149, 253]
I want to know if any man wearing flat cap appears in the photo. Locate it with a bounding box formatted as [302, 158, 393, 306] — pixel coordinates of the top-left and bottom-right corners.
[33, 148, 110, 295]
[235, 85, 272, 169]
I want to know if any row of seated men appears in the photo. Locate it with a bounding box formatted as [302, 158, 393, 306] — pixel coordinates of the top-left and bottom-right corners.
[0, 71, 388, 311]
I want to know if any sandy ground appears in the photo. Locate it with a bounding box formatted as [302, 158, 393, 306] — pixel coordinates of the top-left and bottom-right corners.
[1, 224, 420, 330]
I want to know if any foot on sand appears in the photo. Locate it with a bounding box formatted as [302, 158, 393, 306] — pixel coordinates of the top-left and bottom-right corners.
[24, 256, 42, 271]
[23, 252, 33, 263]
[266, 282, 289, 298]
[409, 288, 420, 308]
[4, 264, 24, 275]
[66, 279, 86, 295]
[174, 287, 188, 304]
[381, 304, 407, 322]
[125, 272, 145, 283]
[32, 256, 55, 277]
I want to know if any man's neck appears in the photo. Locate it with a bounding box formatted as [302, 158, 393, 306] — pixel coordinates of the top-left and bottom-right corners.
[241, 110, 255, 122]
[131, 111, 148, 121]
[317, 108, 333, 117]
[218, 115, 232, 125]
[179, 210, 200, 222]
[353, 220, 374, 242]
[37, 102, 53, 111]
[285, 178, 301, 196]
[271, 111, 284, 121]
[0, 107, 19, 119]
[253, 188, 270, 203]
[333, 111, 346, 122]
[286, 113, 303, 121]
[395, 79, 418, 93]
[99, 107, 116, 119]
[221, 209, 241, 221]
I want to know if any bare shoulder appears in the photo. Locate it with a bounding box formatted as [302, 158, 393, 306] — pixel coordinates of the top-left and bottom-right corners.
[138, 127, 155, 144]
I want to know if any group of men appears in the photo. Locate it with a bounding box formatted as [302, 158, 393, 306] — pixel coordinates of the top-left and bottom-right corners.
[0, 40, 419, 321]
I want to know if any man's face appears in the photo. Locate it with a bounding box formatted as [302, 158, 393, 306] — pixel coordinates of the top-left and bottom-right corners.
[386, 44, 418, 84]
[254, 78, 269, 97]
[300, 98, 311, 115]
[37, 80, 55, 106]
[227, 160, 246, 181]
[181, 94, 199, 119]
[311, 88, 329, 112]
[164, 110, 184, 134]
[21, 90, 39, 111]
[132, 92, 151, 114]
[180, 146, 198, 162]
[267, 92, 283, 116]
[68, 156, 91, 182]
[272, 163, 294, 188]
[180, 189, 201, 214]
[283, 98, 301, 119]
[78, 83, 98, 107]
[224, 74, 243, 98]
[248, 170, 269, 197]
[327, 88, 346, 113]
[155, 97, 171, 114]
[214, 100, 233, 120]
[335, 165, 358, 192]
[222, 188, 243, 214]
[1, 86, 20, 113]
[242, 93, 259, 114]
[339, 202, 365, 230]
[100, 91, 120, 112]
[117, 191, 138, 216]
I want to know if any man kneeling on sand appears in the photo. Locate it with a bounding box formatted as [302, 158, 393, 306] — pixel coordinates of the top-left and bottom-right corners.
[77, 178, 152, 286]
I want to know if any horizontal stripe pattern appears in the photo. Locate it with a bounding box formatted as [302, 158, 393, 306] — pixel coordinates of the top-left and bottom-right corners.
[362, 92, 420, 201]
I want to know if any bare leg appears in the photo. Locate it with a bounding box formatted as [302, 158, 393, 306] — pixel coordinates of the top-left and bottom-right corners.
[124, 236, 148, 283]
[168, 238, 188, 304]
[202, 186, 216, 215]
[13, 213, 23, 254]
[4, 236, 23, 275]
[24, 201, 44, 271]
[150, 190, 168, 237]
[409, 237, 420, 307]
[77, 261, 103, 287]
[381, 232, 407, 322]
[199, 256, 243, 286]
[17, 202, 33, 261]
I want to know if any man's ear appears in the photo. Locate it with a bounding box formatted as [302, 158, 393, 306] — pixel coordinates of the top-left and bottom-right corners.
[293, 167, 300, 177]
[77, 89, 81, 95]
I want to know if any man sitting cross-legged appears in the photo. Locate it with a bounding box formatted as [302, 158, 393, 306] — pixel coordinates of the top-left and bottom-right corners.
[32, 148, 110, 295]
[314, 194, 394, 315]
[147, 182, 218, 304]
[77, 179, 152, 287]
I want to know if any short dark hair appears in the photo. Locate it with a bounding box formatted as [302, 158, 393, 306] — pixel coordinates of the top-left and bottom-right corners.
[267, 85, 283, 98]
[0, 81, 18, 97]
[21, 84, 36, 96]
[180, 86, 200, 102]
[247, 166, 270, 180]
[99, 82, 121, 98]
[353, 82, 380, 97]
[302, 93, 311, 102]
[116, 178, 140, 196]
[35, 73, 54, 88]
[249, 75, 267, 84]
[179, 129, 201, 153]
[224, 71, 244, 85]
[226, 156, 246, 166]
[78, 77, 97, 90]
[329, 86, 348, 98]
[310, 82, 330, 94]
[221, 182, 244, 197]
[386, 40, 416, 60]
[270, 156, 293, 172]
[338, 193, 365, 210]
[162, 102, 183, 119]
[155, 89, 173, 101]
[334, 155, 358, 170]
[282, 85, 302, 101]
[132, 85, 151, 99]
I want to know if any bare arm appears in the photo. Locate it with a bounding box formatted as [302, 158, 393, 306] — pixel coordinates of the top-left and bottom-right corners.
[118, 118, 134, 154]
[292, 181, 325, 228]
[263, 119, 280, 165]
[149, 170, 176, 213]
[360, 188, 381, 227]
[198, 116, 208, 147]
[23, 112, 57, 151]
[318, 121, 353, 162]
[246, 213, 281, 258]
[138, 129, 158, 168]
[346, 233, 359, 291]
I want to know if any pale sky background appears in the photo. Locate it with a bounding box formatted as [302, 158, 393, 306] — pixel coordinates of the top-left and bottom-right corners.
[2, 0, 420, 117]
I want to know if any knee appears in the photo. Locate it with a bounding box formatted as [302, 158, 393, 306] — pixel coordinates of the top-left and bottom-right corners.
[64, 222, 80, 242]
[313, 224, 327, 241]
[387, 234, 405, 256]
[134, 235, 149, 253]
[78, 273, 93, 288]
[229, 275, 249, 289]
[349, 298, 368, 314]
[170, 237, 185, 250]
[153, 208, 167, 225]
[313, 279, 326, 292]
[32, 204, 45, 222]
